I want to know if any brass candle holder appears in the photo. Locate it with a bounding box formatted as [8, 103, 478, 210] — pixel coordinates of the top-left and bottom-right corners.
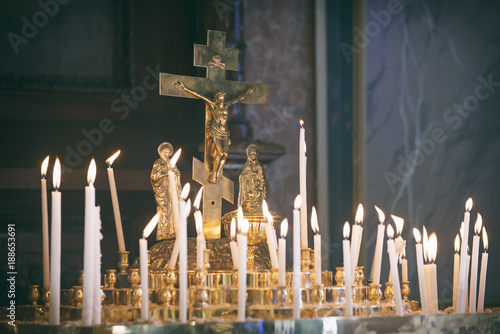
[334, 267, 345, 286]
[401, 281, 410, 302]
[105, 269, 117, 289]
[275, 286, 288, 306]
[72, 285, 83, 307]
[355, 266, 365, 287]
[132, 286, 142, 307]
[193, 268, 209, 308]
[41, 287, 50, 307]
[301, 248, 312, 272]
[384, 282, 395, 303]
[118, 251, 130, 275]
[28, 285, 39, 306]
[369, 283, 382, 304]
[128, 268, 140, 288]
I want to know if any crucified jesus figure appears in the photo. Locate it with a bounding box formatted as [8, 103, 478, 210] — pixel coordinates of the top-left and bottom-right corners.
[174, 81, 255, 184]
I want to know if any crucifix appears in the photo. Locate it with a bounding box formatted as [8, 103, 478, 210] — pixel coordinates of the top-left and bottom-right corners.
[159, 30, 269, 238]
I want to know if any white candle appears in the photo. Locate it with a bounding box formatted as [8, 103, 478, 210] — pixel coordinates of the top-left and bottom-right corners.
[299, 120, 308, 248]
[293, 195, 302, 319]
[387, 225, 404, 316]
[469, 213, 482, 313]
[139, 213, 160, 322]
[279, 219, 288, 286]
[41, 156, 50, 289]
[457, 198, 473, 313]
[93, 206, 102, 325]
[263, 200, 279, 269]
[49, 158, 61, 325]
[179, 183, 190, 323]
[195, 210, 205, 270]
[477, 227, 488, 313]
[427, 233, 438, 314]
[82, 159, 96, 326]
[310, 207, 322, 285]
[230, 218, 239, 270]
[392, 215, 406, 282]
[237, 217, 249, 321]
[413, 229, 428, 315]
[167, 149, 182, 269]
[342, 222, 353, 316]
[465, 250, 471, 311]
[350, 204, 363, 281]
[453, 234, 460, 312]
[371, 206, 385, 285]
[106, 150, 126, 253]
[401, 251, 408, 282]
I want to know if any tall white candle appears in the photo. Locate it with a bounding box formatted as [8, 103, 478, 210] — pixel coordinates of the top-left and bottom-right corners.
[413, 229, 428, 315]
[237, 217, 249, 321]
[299, 120, 308, 248]
[263, 200, 279, 269]
[49, 158, 61, 325]
[351, 204, 363, 281]
[387, 225, 404, 316]
[195, 210, 205, 269]
[167, 149, 182, 269]
[93, 206, 102, 325]
[469, 213, 482, 313]
[343, 222, 353, 316]
[230, 218, 239, 270]
[310, 207, 322, 285]
[293, 195, 302, 319]
[41, 156, 50, 289]
[140, 213, 160, 322]
[371, 206, 386, 285]
[477, 227, 488, 313]
[392, 215, 406, 282]
[279, 219, 288, 286]
[427, 233, 438, 314]
[106, 150, 126, 253]
[465, 250, 470, 311]
[401, 251, 408, 282]
[453, 234, 460, 312]
[82, 159, 96, 326]
[457, 198, 473, 313]
[179, 183, 190, 323]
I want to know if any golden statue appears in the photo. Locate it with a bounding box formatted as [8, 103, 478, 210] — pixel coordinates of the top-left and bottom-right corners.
[174, 81, 254, 184]
[239, 144, 267, 212]
[151, 142, 181, 240]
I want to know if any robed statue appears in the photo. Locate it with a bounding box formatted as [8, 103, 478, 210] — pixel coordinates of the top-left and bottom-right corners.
[238, 144, 267, 212]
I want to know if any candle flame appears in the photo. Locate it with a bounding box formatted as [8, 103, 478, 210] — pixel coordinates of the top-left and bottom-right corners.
[428, 233, 437, 263]
[423, 226, 429, 263]
[195, 210, 203, 236]
[53, 157, 61, 190]
[355, 204, 364, 225]
[374, 206, 385, 224]
[230, 218, 236, 240]
[185, 199, 191, 216]
[106, 150, 121, 167]
[387, 224, 394, 239]
[87, 159, 96, 185]
[299, 119, 304, 127]
[311, 206, 319, 233]
[193, 186, 203, 210]
[237, 206, 243, 225]
[455, 234, 460, 253]
[143, 213, 160, 238]
[474, 213, 483, 235]
[391, 215, 404, 236]
[239, 218, 249, 235]
[169, 148, 181, 168]
[281, 218, 289, 238]
[294, 195, 302, 210]
[343, 222, 350, 239]
[466, 198, 473, 211]
[413, 228, 421, 243]
[41, 156, 49, 178]
[483, 227, 488, 251]
[180, 183, 190, 200]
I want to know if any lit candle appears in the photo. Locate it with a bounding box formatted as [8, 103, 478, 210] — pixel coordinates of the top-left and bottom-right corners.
[427, 233, 438, 314]
[343, 222, 353, 316]
[401, 250, 408, 282]
[477, 227, 488, 313]
[263, 200, 279, 270]
[371, 206, 386, 285]
[195, 210, 205, 270]
[293, 195, 302, 319]
[230, 218, 238, 270]
[106, 150, 126, 253]
[167, 149, 182, 269]
[299, 120, 308, 248]
[392, 215, 406, 281]
[49, 158, 61, 325]
[350, 204, 363, 280]
[82, 159, 96, 326]
[93, 206, 102, 325]
[140, 213, 160, 322]
[457, 198, 473, 313]
[310, 207, 322, 285]
[179, 183, 190, 323]
[465, 247, 471, 311]
[469, 213, 482, 313]
[413, 228, 428, 315]
[453, 234, 460, 312]
[279, 219, 288, 286]
[237, 217, 249, 321]
[386, 225, 404, 316]
[40, 156, 50, 289]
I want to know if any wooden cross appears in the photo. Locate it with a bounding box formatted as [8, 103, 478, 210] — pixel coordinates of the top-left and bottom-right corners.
[159, 30, 269, 238]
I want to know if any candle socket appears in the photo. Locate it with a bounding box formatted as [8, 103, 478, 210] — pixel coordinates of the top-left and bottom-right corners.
[156, 287, 172, 306]
[270, 268, 279, 287]
[41, 288, 50, 307]
[165, 268, 177, 288]
[369, 283, 382, 304]
[28, 285, 39, 306]
[384, 282, 395, 303]
[401, 281, 410, 302]
[128, 268, 140, 288]
[193, 269, 209, 308]
[275, 286, 288, 306]
[301, 248, 312, 272]
[72, 285, 83, 307]
[355, 266, 365, 287]
[118, 251, 130, 275]
[335, 267, 345, 287]
[311, 284, 325, 305]
[132, 286, 142, 307]
[105, 269, 117, 289]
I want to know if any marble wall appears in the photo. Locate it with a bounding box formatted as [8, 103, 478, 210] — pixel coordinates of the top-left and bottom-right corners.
[364, 0, 500, 306]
